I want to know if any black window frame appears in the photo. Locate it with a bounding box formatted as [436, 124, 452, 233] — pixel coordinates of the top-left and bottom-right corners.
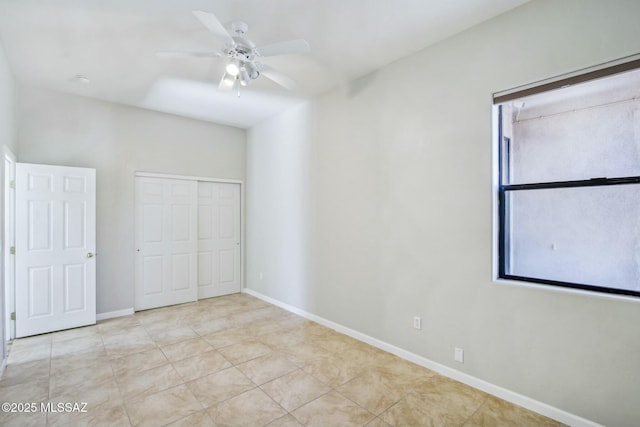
[495, 57, 640, 298]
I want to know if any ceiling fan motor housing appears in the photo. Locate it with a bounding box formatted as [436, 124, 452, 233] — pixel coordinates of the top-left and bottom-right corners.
[224, 35, 260, 82]
[227, 38, 255, 61]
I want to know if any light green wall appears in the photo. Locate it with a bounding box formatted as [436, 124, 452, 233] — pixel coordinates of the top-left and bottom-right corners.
[16, 87, 246, 314]
[246, 1, 640, 425]
[0, 42, 15, 155]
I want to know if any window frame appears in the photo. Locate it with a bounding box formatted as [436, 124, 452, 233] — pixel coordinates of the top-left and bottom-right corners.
[493, 55, 640, 299]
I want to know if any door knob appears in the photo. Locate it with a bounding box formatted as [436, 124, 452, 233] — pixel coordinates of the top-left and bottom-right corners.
[86, 252, 94, 258]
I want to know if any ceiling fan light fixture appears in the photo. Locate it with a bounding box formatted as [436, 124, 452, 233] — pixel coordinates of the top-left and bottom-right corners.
[225, 60, 240, 76]
[239, 68, 250, 86]
[243, 62, 259, 80]
[222, 72, 236, 87]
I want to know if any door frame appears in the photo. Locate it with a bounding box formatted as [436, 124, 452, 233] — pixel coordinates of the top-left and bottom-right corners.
[134, 172, 245, 306]
[3, 146, 15, 342]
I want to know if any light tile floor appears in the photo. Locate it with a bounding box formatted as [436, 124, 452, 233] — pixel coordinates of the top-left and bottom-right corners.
[0, 294, 564, 427]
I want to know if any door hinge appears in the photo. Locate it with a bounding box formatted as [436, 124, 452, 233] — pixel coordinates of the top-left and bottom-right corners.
[10, 312, 15, 320]
[9, 246, 15, 255]
[9, 180, 15, 189]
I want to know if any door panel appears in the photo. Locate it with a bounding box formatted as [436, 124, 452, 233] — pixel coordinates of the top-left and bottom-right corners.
[197, 182, 241, 299]
[16, 163, 96, 337]
[135, 177, 197, 310]
[63, 264, 85, 311]
[198, 252, 212, 286]
[172, 254, 191, 290]
[28, 267, 52, 316]
[64, 201, 86, 249]
[219, 250, 234, 282]
[172, 205, 191, 241]
[198, 206, 213, 239]
[143, 205, 164, 242]
[143, 256, 164, 294]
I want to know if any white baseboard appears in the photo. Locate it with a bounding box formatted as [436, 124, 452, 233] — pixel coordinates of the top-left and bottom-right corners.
[243, 288, 601, 427]
[96, 308, 134, 321]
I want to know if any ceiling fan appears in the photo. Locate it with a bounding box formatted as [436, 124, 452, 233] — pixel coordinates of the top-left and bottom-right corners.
[158, 10, 310, 92]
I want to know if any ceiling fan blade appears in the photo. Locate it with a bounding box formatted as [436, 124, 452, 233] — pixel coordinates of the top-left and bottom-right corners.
[257, 63, 297, 90]
[256, 39, 310, 57]
[192, 10, 234, 46]
[156, 51, 222, 58]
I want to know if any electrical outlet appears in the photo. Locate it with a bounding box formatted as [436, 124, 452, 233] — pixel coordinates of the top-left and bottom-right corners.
[259, 272, 263, 281]
[454, 347, 464, 363]
[413, 316, 422, 330]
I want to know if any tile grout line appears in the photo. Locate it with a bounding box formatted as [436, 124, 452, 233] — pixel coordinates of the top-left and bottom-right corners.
[101, 334, 136, 427]
[46, 338, 52, 426]
[329, 387, 379, 425]
[461, 394, 490, 427]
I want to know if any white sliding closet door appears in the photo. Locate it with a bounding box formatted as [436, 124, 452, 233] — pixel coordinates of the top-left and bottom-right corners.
[197, 182, 241, 299]
[135, 177, 197, 310]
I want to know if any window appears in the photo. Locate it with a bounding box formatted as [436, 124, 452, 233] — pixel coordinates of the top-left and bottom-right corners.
[494, 57, 640, 297]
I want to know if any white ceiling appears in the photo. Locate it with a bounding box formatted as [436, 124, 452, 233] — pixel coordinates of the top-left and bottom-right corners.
[0, 0, 529, 128]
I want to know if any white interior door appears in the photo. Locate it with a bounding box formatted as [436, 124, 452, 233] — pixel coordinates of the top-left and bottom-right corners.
[135, 177, 197, 310]
[15, 163, 96, 338]
[197, 182, 241, 299]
